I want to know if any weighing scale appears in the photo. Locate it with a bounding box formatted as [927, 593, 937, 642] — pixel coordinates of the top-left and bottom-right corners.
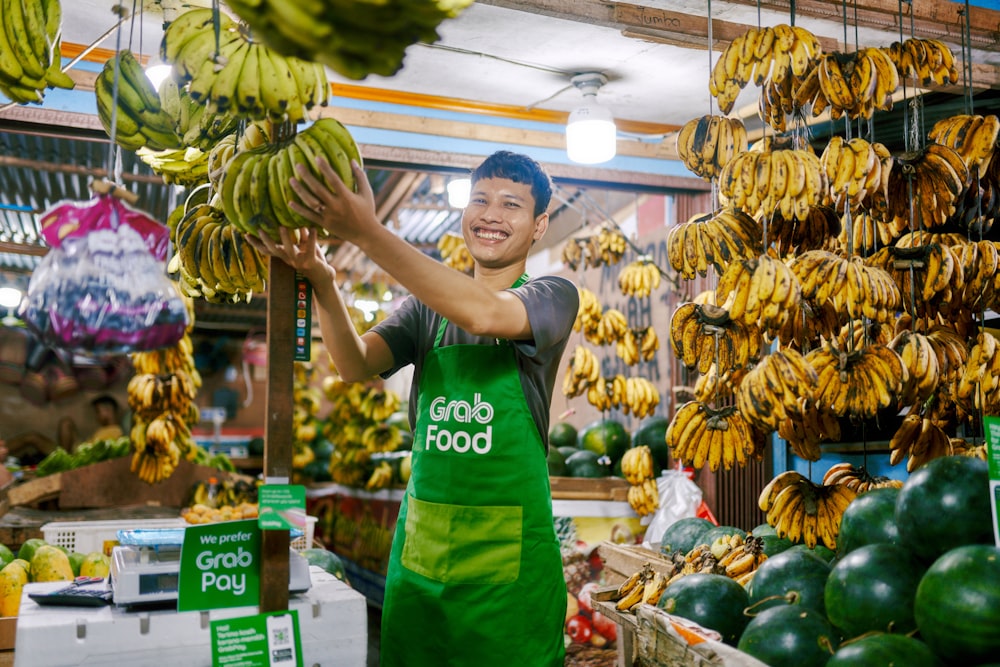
[109, 527, 312, 607]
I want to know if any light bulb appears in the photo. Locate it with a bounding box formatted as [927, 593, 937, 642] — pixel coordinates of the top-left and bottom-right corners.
[0, 287, 21, 309]
[447, 177, 472, 208]
[566, 96, 617, 164]
[144, 64, 173, 91]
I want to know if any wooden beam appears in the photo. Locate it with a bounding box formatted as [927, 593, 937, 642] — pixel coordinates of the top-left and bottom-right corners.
[0, 154, 165, 184]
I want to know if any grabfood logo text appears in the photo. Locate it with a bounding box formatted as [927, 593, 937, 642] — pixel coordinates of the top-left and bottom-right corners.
[426, 393, 494, 454]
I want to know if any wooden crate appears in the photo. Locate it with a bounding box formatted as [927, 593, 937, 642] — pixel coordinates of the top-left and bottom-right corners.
[596, 540, 677, 586]
[550, 476, 630, 502]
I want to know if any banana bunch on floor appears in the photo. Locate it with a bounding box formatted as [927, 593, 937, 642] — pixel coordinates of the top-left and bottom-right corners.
[887, 38, 960, 86]
[160, 8, 328, 122]
[131, 413, 194, 484]
[955, 331, 1000, 415]
[437, 232, 474, 274]
[793, 47, 899, 120]
[888, 412, 954, 471]
[666, 208, 762, 279]
[359, 388, 401, 423]
[573, 288, 604, 345]
[718, 149, 827, 221]
[95, 50, 182, 152]
[716, 255, 801, 335]
[736, 348, 818, 433]
[621, 446, 655, 485]
[617, 258, 662, 298]
[562, 345, 600, 398]
[929, 114, 1000, 178]
[126, 369, 198, 421]
[883, 143, 969, 233]
[777, 398, 841, 461]
[717, 534, 768, 586]
[758, 470, 856, 550]
[614, 563, 672, 612]
[889, 330, 941, 406]
[769, 205, 841, 258]
[0, 0, 74, 104]
[626, 478, 660, 517]
[788, 251, 901, 323]
[669, 302, 764, 374]
[675, 115, 749, 181]
[820, 136, 890, 212]
[170, 201, 268, 302]
[709, 24, 822, 114]
[224, 0, 473, 81]
[806, 343, 906, 419]
[666, 401, 758, 471]
[866, 241, 964, 318]
[823, 462, 902, 492]
[220, 117, 362, 239]
[158, 75, 241, 151]
[663, 544, 725, 586]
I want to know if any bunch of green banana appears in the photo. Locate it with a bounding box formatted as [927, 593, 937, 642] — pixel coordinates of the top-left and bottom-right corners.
[0, 0, 74, 104]
[158, 75, 240, 151]
[160, 7, 328, 122]
[207, 122, 271, 188]
[95, 50, 182, 152]
[223, 0, 474, 81]
[137, 145, 210, 187]
[219, 117, 362, 240]
[168, 201, 268, 303]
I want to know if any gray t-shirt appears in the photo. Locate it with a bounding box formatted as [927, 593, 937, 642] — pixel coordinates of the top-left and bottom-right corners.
[370, 276, 579, 449]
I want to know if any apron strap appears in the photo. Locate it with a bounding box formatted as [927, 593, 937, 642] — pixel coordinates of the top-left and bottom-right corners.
[433, 273, 530, 347]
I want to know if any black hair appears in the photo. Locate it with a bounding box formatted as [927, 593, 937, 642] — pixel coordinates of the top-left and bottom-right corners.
[470, 151, 553, 218]
[91, 394, 119, 411]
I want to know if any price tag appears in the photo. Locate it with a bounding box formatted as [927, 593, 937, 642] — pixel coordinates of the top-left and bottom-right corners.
[211, 610, 303, 667]
[294, 272, 312, 362]
[178, 519, 260, 612]
[258, 484, 307, 532]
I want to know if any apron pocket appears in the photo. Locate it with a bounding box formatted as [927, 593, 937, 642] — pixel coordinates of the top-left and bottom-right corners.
[401, 494, 522, 585]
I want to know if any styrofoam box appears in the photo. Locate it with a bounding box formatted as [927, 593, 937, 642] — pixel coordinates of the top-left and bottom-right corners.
[14, 567, 367, 667]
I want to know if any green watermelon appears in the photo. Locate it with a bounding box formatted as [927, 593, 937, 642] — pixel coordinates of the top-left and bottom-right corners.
[826, 632, 939, 667]
[659, 516, 715, 555]
[579, 419, 630, 465]
[914, 544, 1000, 664]
[631, 416, 670, 470]
[837, 486, 900, 557]
[300, 548, 348, 582]
[757, 533, 795, 557]
[564, 450, 610, 478]
[548, 422, 578, 450]
[748, 546, 831, 616]
[557, 446, 580, 461]
[546, 446, 568, 477]
[658, 573, 749, 645]
[738, 605, 838, 667]
[787, 543, 837, 563]
[750, 523, 777, 537]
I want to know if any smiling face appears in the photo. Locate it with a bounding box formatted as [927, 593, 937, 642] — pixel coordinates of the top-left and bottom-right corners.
[461, 177, 549, 270]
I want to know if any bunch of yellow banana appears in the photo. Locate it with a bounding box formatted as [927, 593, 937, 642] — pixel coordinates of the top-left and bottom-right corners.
[866, 241, 963, 317]
[837, 318, 894, 350]
[359, 388, 401, 423]
[887, 38, 960, 87]
[224, 0, 473, 81]
[794, 47, 900, 121]
[736, 348, 818, 433]
[788, 250, 900, 323]
[615, 330, 640, 366]
[709, 24, 822, 114]
[0, 0, 74, 104]
[769, 205, 841, 258]
[364, 461, 395, 492]
[952, 238, 1000, 312]
[592, 221, 629, 266]
[170, 201, 267, 302]
[666, 401, 757, 472]
[160, 8, 328, 122]
[693, 363, 746, 403]
[774, 298, 841, 349]
[888, 412, 954, 471]
[718, 149, 827, 221]
[807, 343, 906, 419]
[615, 563, 672, 611]
[675, 115, 749, 181]
[820, 136, 888, 212]
[617, 258, 662, 298]
[955, 331, 1000, 414]
[136, 146, 210, 188]
[716, 254, 801, 334]
[777, 398, 841, 461]
[219, 117, 362, 240]
[596, 308, 629, 345]
[666, 208, 763, 279]
[94, 50, 182, 152]
[670, 302, 764, 374]
[437, 232, 475, 274]
[329, 447, 371, 487]
[131, 333, 199, 379]
[560, 238, 588, 271]
[130, 412, 193, 485]
[664, 543, 729, 585]
[207, 122, 271, 188]
[929, 113, 1000, 177]
[758, 470, 856, 550]
[883, 143, 970, 233]
[126, 370, 198, 421]
[634, 325, 659, 362]
[924, 323, 969, 384]
[562, 345, 600, 398]
[889, 330, 941, 406]
[626, 478, 660, 518]
[360, 424, 404, 454]
[952, 439, 988, 461]
[621, 446, 655, 485]
[837, 210, 896, 257]
[758, 75, 798, 133]
[718, 535, 768, 586]
[622, 377, 660, 419]
[573, 288, 604, 345]
[585, 376, 613, 412]
[822, 462, 902, 492]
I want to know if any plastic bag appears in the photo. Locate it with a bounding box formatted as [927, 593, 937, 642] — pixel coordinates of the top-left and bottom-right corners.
[20, 207, 188, 355]
[642, 469, 704, 549]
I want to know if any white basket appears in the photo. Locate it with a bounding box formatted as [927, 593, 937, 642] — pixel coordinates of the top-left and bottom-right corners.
[41, 518, 189, 555]
[291, 516, 318, 552]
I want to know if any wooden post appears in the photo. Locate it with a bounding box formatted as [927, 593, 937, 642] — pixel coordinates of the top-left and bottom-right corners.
[259, 257, 295, 612]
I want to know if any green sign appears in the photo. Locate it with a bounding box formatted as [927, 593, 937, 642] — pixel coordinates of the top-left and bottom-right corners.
[294, 272, 312, 362]
[178, 519, 260, 612]
[983, 415, 1000, 479]
[211, 610, 303, 667]
[259, 485, 307, 531]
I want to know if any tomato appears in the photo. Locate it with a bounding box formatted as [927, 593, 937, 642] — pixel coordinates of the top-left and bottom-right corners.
[577, 581, 601, 614]
[592, 610, 618, 642]
[566, 614, 594, 644]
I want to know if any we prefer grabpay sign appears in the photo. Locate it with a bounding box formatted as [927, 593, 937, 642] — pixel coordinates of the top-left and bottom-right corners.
[178, 519, 261, 611]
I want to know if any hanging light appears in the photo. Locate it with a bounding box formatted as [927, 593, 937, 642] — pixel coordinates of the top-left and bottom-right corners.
[566, 72, 617, 165]
[447, 177, 472, 208]
[0, 286, 21, 309]
[144, 64, 173, 90]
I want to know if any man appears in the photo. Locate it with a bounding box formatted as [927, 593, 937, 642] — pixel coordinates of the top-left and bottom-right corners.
[247, 150, 578, 666]
[86, 395, 124, 444]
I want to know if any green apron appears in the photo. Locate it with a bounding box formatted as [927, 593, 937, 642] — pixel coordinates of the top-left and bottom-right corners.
[380, 276, 566, 667]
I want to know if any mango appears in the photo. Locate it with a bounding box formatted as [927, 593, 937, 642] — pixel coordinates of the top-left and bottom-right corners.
[0, 562, 28, 616]
[17, 538, 46, 564]
[29, 545, 74, 583]
[79, 552, 111, 579]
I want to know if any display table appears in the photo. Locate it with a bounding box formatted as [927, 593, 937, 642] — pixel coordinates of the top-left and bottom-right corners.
[13, 567, 367, 667]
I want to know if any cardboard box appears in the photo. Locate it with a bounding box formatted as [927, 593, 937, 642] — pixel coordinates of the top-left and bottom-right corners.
[0, 618, 16, 651]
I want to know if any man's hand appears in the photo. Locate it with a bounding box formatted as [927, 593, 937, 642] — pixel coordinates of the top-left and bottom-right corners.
[288, 158, 378, 246]
[244, 227, 333, 283]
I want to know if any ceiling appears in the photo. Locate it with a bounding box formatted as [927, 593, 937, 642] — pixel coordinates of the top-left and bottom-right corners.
[3, 0, 1000, 332]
